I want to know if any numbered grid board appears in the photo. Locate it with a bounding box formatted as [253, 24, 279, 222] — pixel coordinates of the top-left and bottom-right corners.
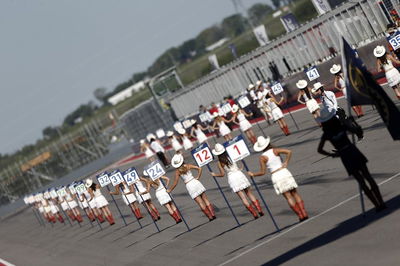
[223, 135, 251, 162]
[271, 82, 284, 95]
[199, 112, 212, 123]
[50, 189, 58, 199]
[57, 187, 67, 198]
[123, 168, 140, 186]
[221, 103, 232, 115]
[44, 191, 50, 199]
[109, 170, 125, 186]
[182, 120, 192, 129]
[144, 160, 165, 181]
[68, 185, 76, 194]
[191, 143, 213, 167]
[306, 66, 320, 81]
[74, 183, 87, 195]
[156, 129, 165, 138]
[238, 96, 251, 108]
[388, 31, 400, 50]
[97, 173, 111, 187]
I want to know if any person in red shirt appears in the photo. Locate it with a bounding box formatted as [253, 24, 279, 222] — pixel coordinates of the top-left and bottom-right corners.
[208, 103, 219, 115]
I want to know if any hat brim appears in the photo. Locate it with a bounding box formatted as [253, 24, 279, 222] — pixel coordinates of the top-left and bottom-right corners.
[374, 51, 385, 57]
[253, 137, 270, 152]
[171, 155, 184, 168]
[212, 149, 225, 156]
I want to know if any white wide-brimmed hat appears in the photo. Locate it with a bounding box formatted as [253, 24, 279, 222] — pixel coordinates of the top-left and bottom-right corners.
[256, 80, 262, 87]
[213, 112, 219, 118]
[316, 108, 336, 123]
[330, 64, 341, 74]
[247, 84, 255, 90]
[253, 136, 271, 152]
[85, 178, 93, 188]
[143, 170, 149, 177]
[166, 131, 174, 137]
[296, 79, 308, 89]
[140, 139, 145, 144]
[171, 154, 184, 168]
[212, 143, 226, 156]
[146, 133, 156, 142]
[191, 119, 197, 125]
[231, 104, 239, 113]
[177, 128, 186, 135]
[373, 45, 386, 58]
[312, 82, 324, 93]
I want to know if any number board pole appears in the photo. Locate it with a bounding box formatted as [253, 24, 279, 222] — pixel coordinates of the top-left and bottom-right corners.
[281, 92, 299, 130]
[64, 196, 82, 228]
[207, 128, 218, 145]
[206, 164, 241, 227]
[159, 178, 191, 232]
[133, 183, 161, 233]
[75, 192, 94, 228]
[242, 160, 280, 231]
[82, 193, 103, 230]
[31, 206, 44, 227]
[59, 199, 73, 227]
[105, 185, 128, 226]
[35, 207, 46, 227]
[254, 116, 267, 138]
[119, 183, 143, 229]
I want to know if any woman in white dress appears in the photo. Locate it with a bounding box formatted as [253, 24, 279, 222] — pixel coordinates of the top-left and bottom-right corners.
[190, 120, 209, 145]
[248, 136, 308, 222]
[374, 45, 400, 99]
[264, 94, 290, 136]
[110, 181, 144, 220]
[231, 104, 257, 144]
[211, 112, 233, 141]
[63, 187, 84, 223]
[330, 65, 364, 117]
[296, 79, 321, 119]
[134, 175, 160, 221]
[166, 131, 183, 153]
[177, 128, 193, 150]
[86, 179, 115, 225]
[140, 139, 155, 162]
[142, 173, 183, 224]
[78, 185, 104, 223]
[168, 154, 216, 221]
[210, 144, 263, 219]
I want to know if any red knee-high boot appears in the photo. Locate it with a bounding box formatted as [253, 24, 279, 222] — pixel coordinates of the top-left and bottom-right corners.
[134, 208, 143, 220]
[76, 214, 83, 223]
[171, 211, 182, 224]
[57, 214, 64, 223]
[207, 204, 216, 219]
[280, 126, 287, 135]
[298, 201, 308, 220]
[97, 213, 105, 223]
[246, 205, 259, 219]
[252, 200, 264, 216]
[202, 208, 214, 221]
[152, 207, 161, 220]
[285, 125, 291, 135]
[290, 204, 304, 221]
[107, 214, 115, 225]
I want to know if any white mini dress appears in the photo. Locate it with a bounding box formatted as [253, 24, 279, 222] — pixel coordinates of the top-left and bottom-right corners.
[171, 137, 183, 152]
[94, 189, 109, 208]
[180, 171, 206, 199]
[383, 60, 400, 87]
[301, 93, 320, 113]
[155, 181, 172, 205]
[182, 136, 193, 150]
[218, 121, 231, 137]
[135, 181, 151, 203]
[224, 162, 251, 193]
[194, 128, 208, 144]
[263, 149, 297, 195]
[265, 98, 283, 121]
[121, 184, 137, 205]
[237, 112, 252, 132]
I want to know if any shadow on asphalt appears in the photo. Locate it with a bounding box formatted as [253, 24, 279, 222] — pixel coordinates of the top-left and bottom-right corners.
[261, 195, 400, 266]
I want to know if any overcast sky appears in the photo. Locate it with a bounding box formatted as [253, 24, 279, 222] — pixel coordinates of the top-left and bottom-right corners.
[0, 0, 271, 154]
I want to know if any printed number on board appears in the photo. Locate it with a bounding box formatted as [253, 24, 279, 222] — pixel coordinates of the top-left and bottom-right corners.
[271, 82, 284, 95]
[306, 67, 320, 81]
[123, 168, 140, 186]
[222, 104, 232, 115]
[224, 135, 250, 162]
[50, 190, 58, 198]
[146, 162, 165, 181]
[199, 112, 211, 123]
[193, 147, 212, 167]
[97, 174, 111, 187]
[238, 96, 251, 108]
[75, 183, 86, 195]
[57, 188, 67, 197]
[109, 171, 124, 186]
[389, 33, 400, 50]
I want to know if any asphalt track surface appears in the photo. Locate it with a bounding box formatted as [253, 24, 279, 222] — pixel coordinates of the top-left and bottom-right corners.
[0, 94, 400, 266]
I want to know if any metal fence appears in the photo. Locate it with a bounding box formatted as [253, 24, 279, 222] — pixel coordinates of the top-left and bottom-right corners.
[0, 118, 111, 205]
[167, 0, 396, 118]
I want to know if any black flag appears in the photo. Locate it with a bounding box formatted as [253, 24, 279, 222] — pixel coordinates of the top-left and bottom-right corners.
[341, 37, 400, 140]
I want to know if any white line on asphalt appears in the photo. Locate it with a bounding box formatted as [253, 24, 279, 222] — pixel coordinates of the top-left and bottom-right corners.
[0, 258, 15, 266]
[219, 171, 400, 266]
